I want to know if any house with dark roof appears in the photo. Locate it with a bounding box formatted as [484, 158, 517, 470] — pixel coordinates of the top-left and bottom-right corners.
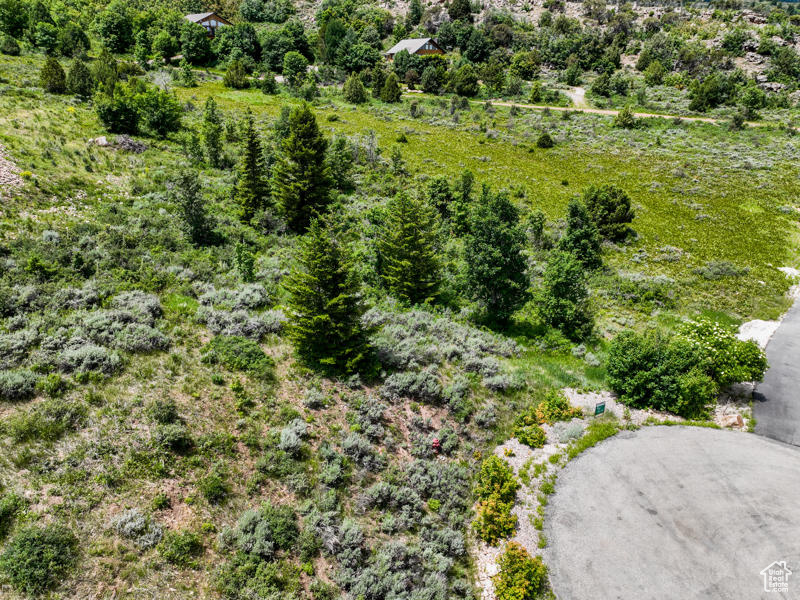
[184, 12, 231, 38]
[385, 38, 444, 61]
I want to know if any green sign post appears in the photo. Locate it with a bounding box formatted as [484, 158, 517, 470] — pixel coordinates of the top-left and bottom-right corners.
[594, 401, 606, 416]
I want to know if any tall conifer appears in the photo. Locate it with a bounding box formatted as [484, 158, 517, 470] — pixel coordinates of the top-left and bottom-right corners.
[233, 111, 269, 222]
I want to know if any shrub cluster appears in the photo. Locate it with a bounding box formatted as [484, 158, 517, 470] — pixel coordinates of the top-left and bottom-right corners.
[493, 542, 549, 600]
[606, 319, 767, 418]
[0, 524, 79, 596]
[472, 456, 519, 545]
[111, 508, 163, 549]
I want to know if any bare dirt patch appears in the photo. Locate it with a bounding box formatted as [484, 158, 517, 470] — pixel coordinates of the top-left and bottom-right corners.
[0, 142, 23, 192]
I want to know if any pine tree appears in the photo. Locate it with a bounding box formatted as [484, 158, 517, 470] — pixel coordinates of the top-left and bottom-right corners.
[233, 112, 270, 222]
[272, 103, 332, 232]
[39, 56, 65, 93]
[92, 47, 118, 94]
[427, 176, 453, 217]
[378, 192, 441, 305]
[406, 0, 423, 27]
[538, 250, 593, 340]
[284, 218, 370, 373]
[343, 73, 367, 104]
[169, 170, 213, 245]
[465, 188, 529, 324]
[450, 169, 474, 234]
[558, 198, 602, 269]
[66, 59, 94, 98]
[380, 72, 402, 103]
[583, 183, 634, 242]
[202, 97, 223, 167]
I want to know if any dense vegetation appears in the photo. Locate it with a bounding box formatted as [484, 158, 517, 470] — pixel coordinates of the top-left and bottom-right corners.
[0, 0, 797, 597]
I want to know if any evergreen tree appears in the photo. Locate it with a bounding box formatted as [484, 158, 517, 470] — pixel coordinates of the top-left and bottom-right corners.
[465, 188, 529, 324]
[380, 72, 402, 103]
[223, 59, 249, 89]
[169, 170, 213, 245]
[272, 103, 332, 232]
[233, 112, 270, 222]
[583, 183, 634, 242]
[66, 59, 94, 98]
[378, 192, 441, 305]
[406, 0, 423, 28]
[284, 218, 370, 373]
[39, 56, 65, 93]
[92, 47, 118, 94]
[558, 198, 602, 269]
[537, 250, 593, 340]
[343, 73, 367, 104]
[202, 97, 223, 167]
[427, 175, 453, 217]
[448, 0, 472, 21]
[450, 169, 474, 234]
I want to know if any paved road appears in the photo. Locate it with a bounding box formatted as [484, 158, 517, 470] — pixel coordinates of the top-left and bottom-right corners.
[754, 301, 800, 446]
[544, 426, 800, 600]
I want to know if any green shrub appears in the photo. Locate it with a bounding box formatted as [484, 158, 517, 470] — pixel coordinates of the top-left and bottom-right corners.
[201, 336, 275, 381]
[0, 524, 78, 595]
[221, 502, 299, 559]
[613, 104, 636, 128]
[493, 541, 548, 600]
[36, 373, 70, 398]
[223, 59, 249, 89]
[606, 330, 715, 418]
[136, 87, 182, 137]
[0, 492, 25, 541]
[473, 497, 517, 545]
[198, 469, 229, 504]
[95, 88, 140, 134]
[514, 424, 547, 448]
[474, 456, 519, 504]
[0, 35, 20, 56]
[343, 73, 367, 104]
[534, 389, 582, 424]
[535, 131, 554, 148]
[0, 369, 39, 402]
[39, 56, 66, 93]
[158, 530, 203, 567]
[678, 319, 767, 387]
[6, 398, 87, 443]
[380, 72, 402, 102]
[153, 423, 194, 453]
[583, 183, 635, 242]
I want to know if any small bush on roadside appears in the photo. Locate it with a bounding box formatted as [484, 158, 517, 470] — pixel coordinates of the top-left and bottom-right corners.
[0, 524, 78, 596]
[473, 497, 517, 545]
[514, 424, 547, 448]
[158, 530, 203, 567]
[493, 541, 548, 600]
[474, 456, 519, 504]
[534, 389, 582, 424]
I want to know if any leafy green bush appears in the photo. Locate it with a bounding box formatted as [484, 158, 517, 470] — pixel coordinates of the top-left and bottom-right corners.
[534, 389, 582, 424]
[475, 456, 519, 504]
[201, 336, 275, 381]
[493, 541, 548, 600]
[198, 469, 229, 504]
[0, 35, 20, 56]
[583, 184, 635, 242]
[6, 398, 87, 443]
[606, 330, 714, 418]
[0, 369, 39, 402]
[0, 524, 78, 595]
[514, 424, 547, 448]
[0, 492, 25, 541]
[678, 319, 767, 388]
[158, 530, 203, 567]
[473, 497, 517, 545]
[536, 131, 554, 148]
[343, 73, 367, 103]
[95, 88, 140, 134]
[39, 56, 66, 93]
[223, 59, 249, 89]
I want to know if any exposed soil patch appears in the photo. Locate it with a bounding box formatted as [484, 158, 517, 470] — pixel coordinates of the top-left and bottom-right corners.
[0, 142, 24, 191]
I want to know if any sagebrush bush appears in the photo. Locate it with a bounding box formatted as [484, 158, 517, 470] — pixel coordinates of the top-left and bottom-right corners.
[58, 343, 121, 375]
[221, 502, 299, 559]
[7, 398, 87, 443]
[342, 432, 386, 472]
[111, 508, 163, 549]
[153, 422, 194, 453]
[0, 524, 78, 595]
[0, 369, 39, 402]
[380, 368, 442, 403]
